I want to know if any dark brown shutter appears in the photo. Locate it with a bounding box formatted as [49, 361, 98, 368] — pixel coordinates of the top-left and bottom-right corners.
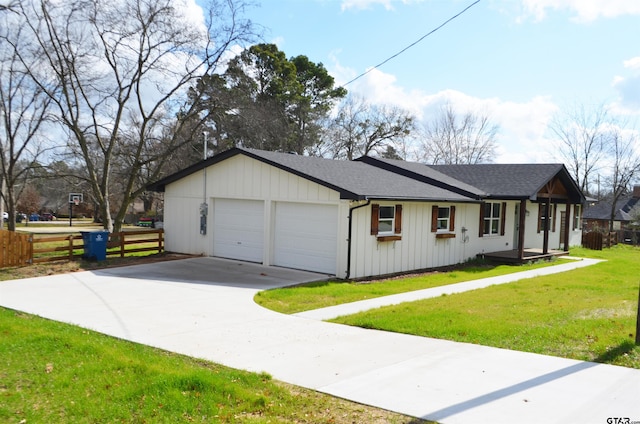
[449, 206, 456, 231]
[370, 204, 379, 235]
[394, 205, 402, 234]
[573, 204, 578, 230]
[552, 204, 557, 232]
[431, 205, 438, 232]
[478, 202, 485, 238]
[500, 202, 507, 236]
[537, 203, 543, 233]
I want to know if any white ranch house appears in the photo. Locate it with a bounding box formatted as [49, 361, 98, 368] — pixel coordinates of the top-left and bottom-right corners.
[148, 148, 586, 279]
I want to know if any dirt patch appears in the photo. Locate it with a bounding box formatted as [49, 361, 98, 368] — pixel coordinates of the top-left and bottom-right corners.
[0, 253, 196, 281]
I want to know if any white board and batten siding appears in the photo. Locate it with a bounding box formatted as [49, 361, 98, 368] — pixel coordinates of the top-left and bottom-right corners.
[348, 202, 480, 279]
[163, 154, 347, 274]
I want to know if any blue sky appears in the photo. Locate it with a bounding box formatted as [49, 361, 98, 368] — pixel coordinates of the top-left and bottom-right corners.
[233, 0, 640, 163]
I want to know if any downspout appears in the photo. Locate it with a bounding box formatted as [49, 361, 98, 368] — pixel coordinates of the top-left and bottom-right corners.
[200, 132, 208, 236]
[346, 199, 371, 280]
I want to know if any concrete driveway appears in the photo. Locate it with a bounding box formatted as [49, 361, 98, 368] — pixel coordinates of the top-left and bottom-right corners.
[1, 257, 639, 424]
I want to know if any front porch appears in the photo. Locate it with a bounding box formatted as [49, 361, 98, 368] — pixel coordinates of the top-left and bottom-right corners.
[479, 248, 569, 264]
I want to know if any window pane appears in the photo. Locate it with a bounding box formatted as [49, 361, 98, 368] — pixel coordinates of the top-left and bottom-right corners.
[379, 206, 394, 219]
[492, 203, 500, 217]
[484, 203, 491, 217]
[438, 207, 449, 219]
[484, 220, 490, 234]
[379, 220, 393, 233]
[491, 220, 499, 234]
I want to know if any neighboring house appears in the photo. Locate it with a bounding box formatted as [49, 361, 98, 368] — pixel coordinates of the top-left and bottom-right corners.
[148, 147, 585, 279]
[583, 186, 640, 231]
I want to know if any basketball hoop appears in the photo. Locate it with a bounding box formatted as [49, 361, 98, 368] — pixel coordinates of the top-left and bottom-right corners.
[68, 193, 83, 205]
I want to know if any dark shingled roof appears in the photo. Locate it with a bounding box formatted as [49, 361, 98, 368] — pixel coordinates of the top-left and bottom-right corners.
[148, 148, 586, 204]
[148, 147, 474, 202]
[584, 195, 640, 222]
[426, 163, 578, 200]
[356, 156, 485, 199]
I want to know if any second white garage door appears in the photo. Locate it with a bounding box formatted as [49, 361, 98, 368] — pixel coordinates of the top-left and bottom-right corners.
[273, 202, 338, 274]
[213, 198, 264, 263]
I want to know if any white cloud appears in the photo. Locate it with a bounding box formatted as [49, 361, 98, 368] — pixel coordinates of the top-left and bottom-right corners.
[519, 0, 640, 22]
[611, 57, 640, 112]
[623, 57, 640, 70]
[329, 61, 560, 163]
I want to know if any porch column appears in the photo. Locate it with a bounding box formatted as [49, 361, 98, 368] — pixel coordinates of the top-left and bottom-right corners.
[543, 197, 550, 254]
[518, 199, 526, 260]
[563, 199, 571, 251]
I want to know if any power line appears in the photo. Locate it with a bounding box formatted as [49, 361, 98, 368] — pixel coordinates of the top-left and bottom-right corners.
[342, 0, 482, 87]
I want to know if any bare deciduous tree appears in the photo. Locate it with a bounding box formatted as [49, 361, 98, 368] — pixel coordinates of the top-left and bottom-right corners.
[318, 95, 414, 160]
[0, 10, 53, 231]
[419, 103, 498, 165]
[14, 0, 255, 232]
[605, 126, 640, 231]
[549, 102, 609, 195]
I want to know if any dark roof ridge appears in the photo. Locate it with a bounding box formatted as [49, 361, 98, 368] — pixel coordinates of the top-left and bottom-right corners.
[356, 156, 485, 199]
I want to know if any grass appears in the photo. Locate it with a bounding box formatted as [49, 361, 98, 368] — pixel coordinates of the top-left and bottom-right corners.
[330, 245, 640, 369]
[255, 258, 570, 314]
[0, 308, 428, 424]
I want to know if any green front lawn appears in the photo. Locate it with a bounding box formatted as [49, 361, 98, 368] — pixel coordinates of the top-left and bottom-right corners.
[0, 308, 428, 424]
[255, 258, 569, 314]
[331, 245, 640, 368]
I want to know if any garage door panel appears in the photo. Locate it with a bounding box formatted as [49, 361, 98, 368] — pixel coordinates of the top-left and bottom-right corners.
[213, 199, 264, 262]
[274, 203, 337, 274]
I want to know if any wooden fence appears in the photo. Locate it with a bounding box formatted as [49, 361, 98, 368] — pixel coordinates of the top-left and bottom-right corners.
[0, 229, 163, 268]
[582, 231, 618, 250]
[0, 230, 33, 267]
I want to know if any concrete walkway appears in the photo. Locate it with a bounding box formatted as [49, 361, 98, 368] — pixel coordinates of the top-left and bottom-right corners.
[294, 257, 604, 320]
[1, 257, 638, 424]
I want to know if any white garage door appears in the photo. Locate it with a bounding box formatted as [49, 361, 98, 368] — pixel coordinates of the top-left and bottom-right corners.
[213, 199, 264, 263]
[274, 202, 338, 274]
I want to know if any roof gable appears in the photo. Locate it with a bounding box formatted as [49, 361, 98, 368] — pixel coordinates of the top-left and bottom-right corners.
[148, 148, 585, 204]
[148, 148, 475, 202]
[426, 163, 585, 203]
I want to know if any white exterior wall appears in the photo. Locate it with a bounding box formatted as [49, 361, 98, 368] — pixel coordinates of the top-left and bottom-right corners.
[522, 201, 583, 249]
[164, 175, 210, 255]
[347, 199, 583, 279]
[164, 155, 585, 279]
[164, 155, 349, 274]
[349, 201, 485, 279]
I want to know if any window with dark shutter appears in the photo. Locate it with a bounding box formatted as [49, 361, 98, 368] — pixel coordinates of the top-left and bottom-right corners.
[500, 202, 507, 236]
[371, 204, 402, 240]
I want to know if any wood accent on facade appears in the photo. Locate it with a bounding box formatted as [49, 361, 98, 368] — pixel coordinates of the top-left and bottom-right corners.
[377, 235, 402, 242]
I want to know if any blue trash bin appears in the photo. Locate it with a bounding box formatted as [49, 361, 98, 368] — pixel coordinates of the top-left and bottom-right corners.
[81, 231, 109, 261]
